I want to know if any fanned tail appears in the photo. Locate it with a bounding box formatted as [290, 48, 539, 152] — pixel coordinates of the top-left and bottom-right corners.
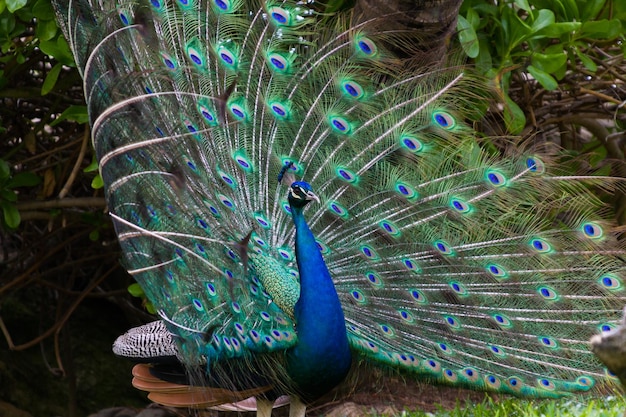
[53, 0, 626, 402]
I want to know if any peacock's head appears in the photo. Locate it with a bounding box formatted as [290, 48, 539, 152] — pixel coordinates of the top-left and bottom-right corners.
[288, 181, 320, 209]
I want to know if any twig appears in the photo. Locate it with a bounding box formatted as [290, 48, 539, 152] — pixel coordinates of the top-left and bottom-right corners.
[0, 316, 15, 349]
[15, 197, 105, 211]
[58, 125, 90, 199]
[18, 135, 84, 165]
[0, 230, 89, 296]
[579, 87, 624, 105]
[0, 263, 117, 353]
[51, 263, 117, 376]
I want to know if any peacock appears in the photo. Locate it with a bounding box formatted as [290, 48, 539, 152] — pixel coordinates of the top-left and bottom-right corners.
[52, 0, 626, 415]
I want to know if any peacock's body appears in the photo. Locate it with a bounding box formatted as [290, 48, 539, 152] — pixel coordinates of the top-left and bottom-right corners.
[53, 0, 626, 415]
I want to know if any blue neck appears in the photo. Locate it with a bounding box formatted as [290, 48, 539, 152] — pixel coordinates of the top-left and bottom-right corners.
[286, 206, 352, 400]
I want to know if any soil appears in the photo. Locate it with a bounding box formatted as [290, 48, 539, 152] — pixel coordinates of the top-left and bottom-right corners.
[310, 377, 498, 416]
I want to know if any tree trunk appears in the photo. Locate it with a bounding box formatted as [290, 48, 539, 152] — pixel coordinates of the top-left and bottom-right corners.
[352, 0, 464, 64]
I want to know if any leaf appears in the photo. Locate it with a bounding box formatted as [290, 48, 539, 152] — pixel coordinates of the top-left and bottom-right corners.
[1, 201, 20, 228]
[502, 7, 532, 48]
[580, 0, 606, 19]
[127, 283, 145, 298]
[32, 0, 55, 20]
[16, 50, 26, 64]
[502, 93, 526, 135]
[6, 0, 27, 13]
[83, 157, 99, 173]
[42, 169, 56, 198]
[552, 62, 567, 81]
[7, 171, 40, 188]
[616, 0, 626, 16]
[0, 188, 17, 202]
[0, 159, 9, 180]
[531, 9, 555, 33]
[476, 39, 493, 74]
[35, 19, 58, 41]
[575, 47, 597, 72]
[561, 0, 580, 20]
[91, 174, 104, 189]
[466, 7, 480, 28]
[24, 130, 36, 153]
[145, 301, 156, 314]
[535, 22, 580, 38]
[580, 19, 622, 40]
[89, 229, 100, 241]
[472, 3, 498, 18]
[0, 11, 16, 37]
[527, 65, 558, 90]
[457, 15, 479, 58]
[531, 52, 567, 74]
[50, 105, 89, 126]
[514, 0, 531, 12]
[41, 62, 62, 95]
[39, 36, 75, 66]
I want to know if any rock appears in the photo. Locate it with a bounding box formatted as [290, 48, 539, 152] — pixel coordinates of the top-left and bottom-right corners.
[325, 402, 371, 417]
[88, 407, 138, 417]
[136, 405, 180, 417]
[590, 306, 626, 387]
[87, 406, 179, 417]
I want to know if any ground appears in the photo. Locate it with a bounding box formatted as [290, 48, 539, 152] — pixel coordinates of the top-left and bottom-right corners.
[311, 376, 496, 416]
[89, 375, 497, 417]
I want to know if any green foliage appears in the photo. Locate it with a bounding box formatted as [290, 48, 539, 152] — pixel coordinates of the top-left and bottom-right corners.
[0, 158, 40, 228]
[0, 0, 77, 121]
[0, 0, 93, 232]
[402, 396, 626, 417]
[50, 104, 89, 125]
[83, 154, 105, 189]
[0, 0, 73, 68]
[127, 283, 157, 314]
[457, 0, 625, 133]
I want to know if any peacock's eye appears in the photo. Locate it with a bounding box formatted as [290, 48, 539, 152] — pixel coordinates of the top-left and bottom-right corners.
[290, 186, 302, 198]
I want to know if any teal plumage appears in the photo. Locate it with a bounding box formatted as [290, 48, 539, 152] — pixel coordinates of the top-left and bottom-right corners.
[52, 0, 626, 415]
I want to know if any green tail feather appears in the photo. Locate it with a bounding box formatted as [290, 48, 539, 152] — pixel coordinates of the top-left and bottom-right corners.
[54, 0, 626, 401]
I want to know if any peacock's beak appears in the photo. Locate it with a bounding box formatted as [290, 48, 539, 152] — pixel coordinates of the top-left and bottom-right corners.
[306, 191, 320, 204]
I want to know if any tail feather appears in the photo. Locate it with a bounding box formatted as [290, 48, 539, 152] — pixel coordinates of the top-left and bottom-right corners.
[53, 0, 626, 401]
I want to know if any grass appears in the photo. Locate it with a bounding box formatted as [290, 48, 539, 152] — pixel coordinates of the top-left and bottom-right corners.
[398, 396, 626, 417]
